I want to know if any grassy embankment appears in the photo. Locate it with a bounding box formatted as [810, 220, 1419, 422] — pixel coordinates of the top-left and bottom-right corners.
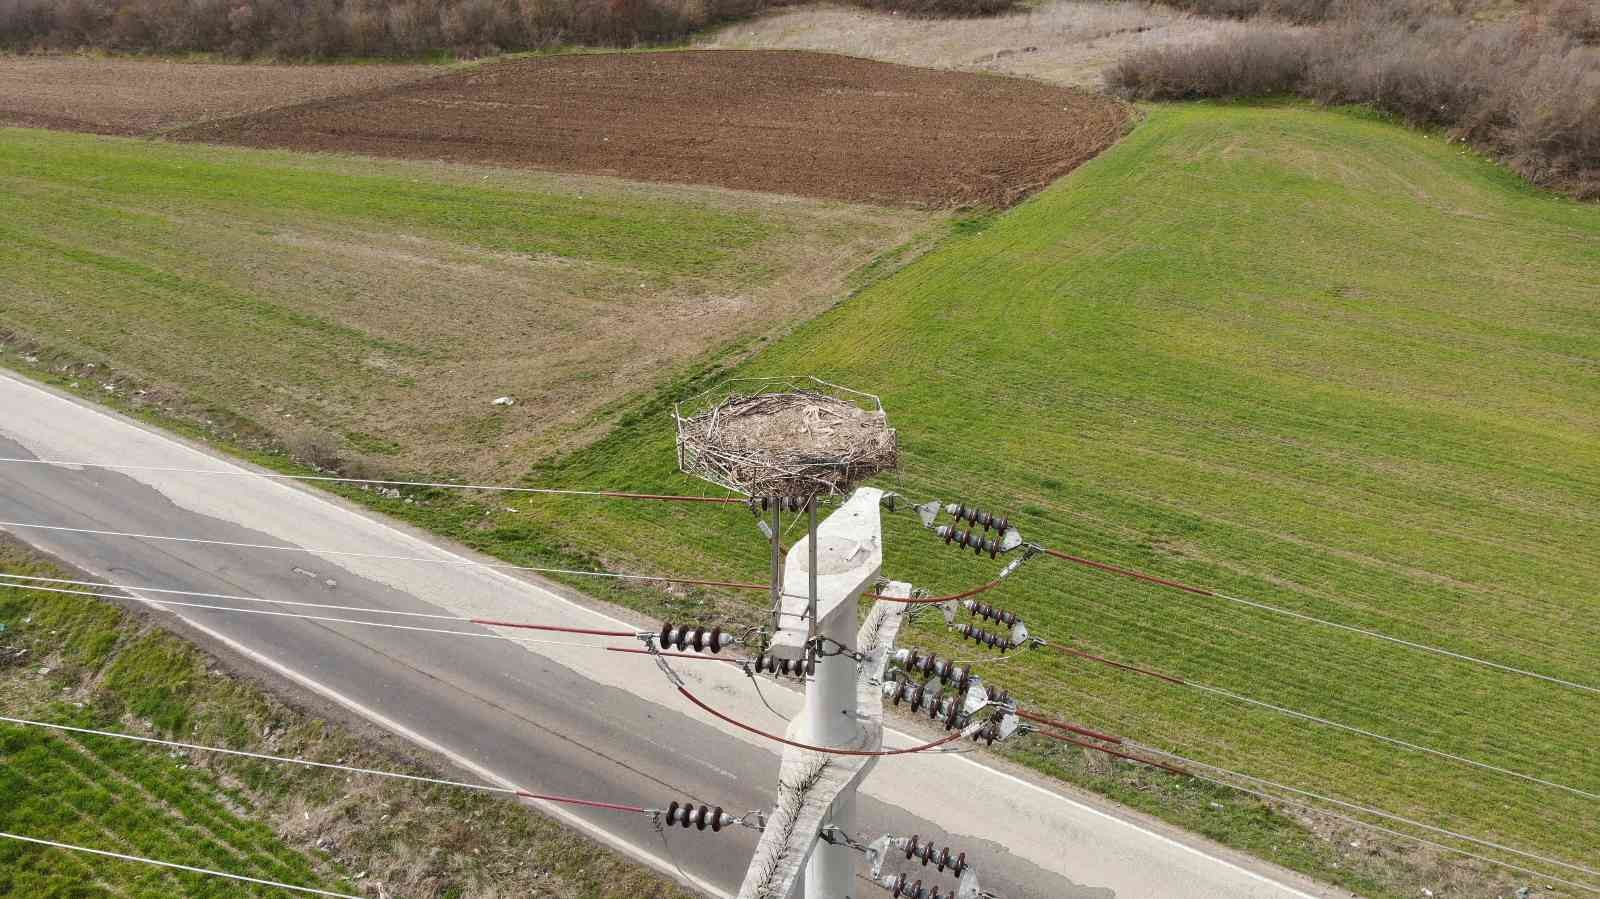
[4, 103, 1599, 897]
[0, 538, 693, 898]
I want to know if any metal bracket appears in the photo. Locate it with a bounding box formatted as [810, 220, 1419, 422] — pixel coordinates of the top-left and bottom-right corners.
[865, 835, 893, 879]
[999, 527, 1024, 553]
[636, 632, 686, 688]
[997, 543, 1041, 579]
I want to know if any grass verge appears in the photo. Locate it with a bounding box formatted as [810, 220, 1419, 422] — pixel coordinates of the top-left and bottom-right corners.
[0, 535, 694, 898]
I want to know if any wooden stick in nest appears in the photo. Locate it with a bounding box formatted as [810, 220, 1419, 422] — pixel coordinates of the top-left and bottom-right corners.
[678, 391, 897, 498]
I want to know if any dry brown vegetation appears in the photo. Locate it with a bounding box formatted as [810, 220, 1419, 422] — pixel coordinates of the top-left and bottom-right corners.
[174, 51, 1129, 208]
[700, 1, 1243, 89]
[0, 55, 435, 134]
[1107, 0, 1600, 198]
[0, 0, 1015, 58]
[0, 0, 768, 56]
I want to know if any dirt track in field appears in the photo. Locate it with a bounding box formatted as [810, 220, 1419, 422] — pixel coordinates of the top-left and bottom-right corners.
[176, 50, 1128, 208]
[0, 56, 436, 135]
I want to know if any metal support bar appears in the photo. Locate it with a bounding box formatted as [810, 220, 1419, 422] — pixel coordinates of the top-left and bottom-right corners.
[807, 499, 819, 635]
[770, 503, 784, 623]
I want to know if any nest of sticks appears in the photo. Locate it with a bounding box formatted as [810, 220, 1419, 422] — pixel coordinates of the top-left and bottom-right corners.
[676, 390, 898, 498]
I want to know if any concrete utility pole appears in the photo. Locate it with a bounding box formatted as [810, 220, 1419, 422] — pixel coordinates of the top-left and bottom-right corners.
[673, 378, 938, 899]
[737, 487, 906, 899]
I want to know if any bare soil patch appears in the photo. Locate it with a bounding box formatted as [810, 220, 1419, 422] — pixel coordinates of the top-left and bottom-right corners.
[0, 56, 437, 135]
[175, 49, 1129, 208]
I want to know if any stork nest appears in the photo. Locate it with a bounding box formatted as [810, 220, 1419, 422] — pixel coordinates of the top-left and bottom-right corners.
[676, 390, 898, 498]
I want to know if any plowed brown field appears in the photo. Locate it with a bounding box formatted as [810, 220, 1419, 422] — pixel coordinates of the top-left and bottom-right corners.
[177, 50, 1128, 208]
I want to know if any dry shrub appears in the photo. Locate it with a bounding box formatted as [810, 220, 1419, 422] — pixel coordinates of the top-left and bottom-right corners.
[1167, 0, 1474, 23]
[0, 0, 781, 55]
[851, 0, 1014, 17]
[1541, 0, 1600, 44]
[1502, 47, 1600, 194]
[283, 428, 345, 472]
[1108, 3, 1600, 199]
[1160, 0, 1350, 23]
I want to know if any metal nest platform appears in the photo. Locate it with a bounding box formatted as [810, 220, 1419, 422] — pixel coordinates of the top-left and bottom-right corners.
[675, 377, 898, 499]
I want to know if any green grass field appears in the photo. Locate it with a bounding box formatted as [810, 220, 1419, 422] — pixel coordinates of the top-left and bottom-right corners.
[503, 103, 1600, 890]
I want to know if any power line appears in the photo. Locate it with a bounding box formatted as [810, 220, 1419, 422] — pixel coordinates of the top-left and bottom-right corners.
[1130, 740, 1600, 882]
[1014, 709, 1123, 745]
[1041, 641, 1186, 685]
[0, 580, 638, 654]
[0, 831, 363, 898]
[1043, 638, 1600, 802]
[0, 457, 746, 504]
[1136, 760, 1600, 895]
[0, 572, 640, 636]
[0, 522, 1008, 607]
[1029, 728, 1188, 776]
[0, 520, 766, 592]
[0, 714, 653, 814]
[1036, 545, 1600, 696]
[1184, 681, 1600, 802]
[676, 685, 964, 757]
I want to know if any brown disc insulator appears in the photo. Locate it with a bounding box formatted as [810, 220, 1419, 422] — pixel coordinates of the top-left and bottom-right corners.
[951, 503, 1011, 534]
[957, 622, 1015, 651]
[753, 653, 814, 678]
[660, 623, 731, 654]
[967, 601, 1020, 627]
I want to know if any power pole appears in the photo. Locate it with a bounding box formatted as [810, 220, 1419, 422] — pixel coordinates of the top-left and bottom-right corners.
[737, 486, 906, 899]
[675, 379, 989, 899]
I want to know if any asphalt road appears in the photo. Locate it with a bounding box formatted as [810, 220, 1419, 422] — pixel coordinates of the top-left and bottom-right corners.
[0, 371, 1337, 899]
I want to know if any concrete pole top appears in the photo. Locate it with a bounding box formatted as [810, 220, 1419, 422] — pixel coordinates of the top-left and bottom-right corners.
[769, 487, 885, 660]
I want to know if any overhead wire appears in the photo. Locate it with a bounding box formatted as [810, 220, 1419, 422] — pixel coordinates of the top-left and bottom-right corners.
[1035, 545, 1600, 696]
[1040, 641, 1186, 685]
[0, 457, 746, 504]
[11, 474, 1589, 870]
[0, 715, 652, 815]
[0, 580, 641, 655]
[0, 831, 363, 898]
[1014, 709, 1123, 745]
[1129, 740, 1600, 882]
[675, 685, 963, 757]
[1039, 634, 1600, 802]
[0, 572, 639, 637]
[35, 522, 1577, 798]
[0, 520, 1005, 605]
[1029, 728, 1189, 776]
[1141, 762, 1600, 895]
[1183, 680, 1600, 802]
[865, 579, 1004, 605]
[0, 520, 768, 593]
